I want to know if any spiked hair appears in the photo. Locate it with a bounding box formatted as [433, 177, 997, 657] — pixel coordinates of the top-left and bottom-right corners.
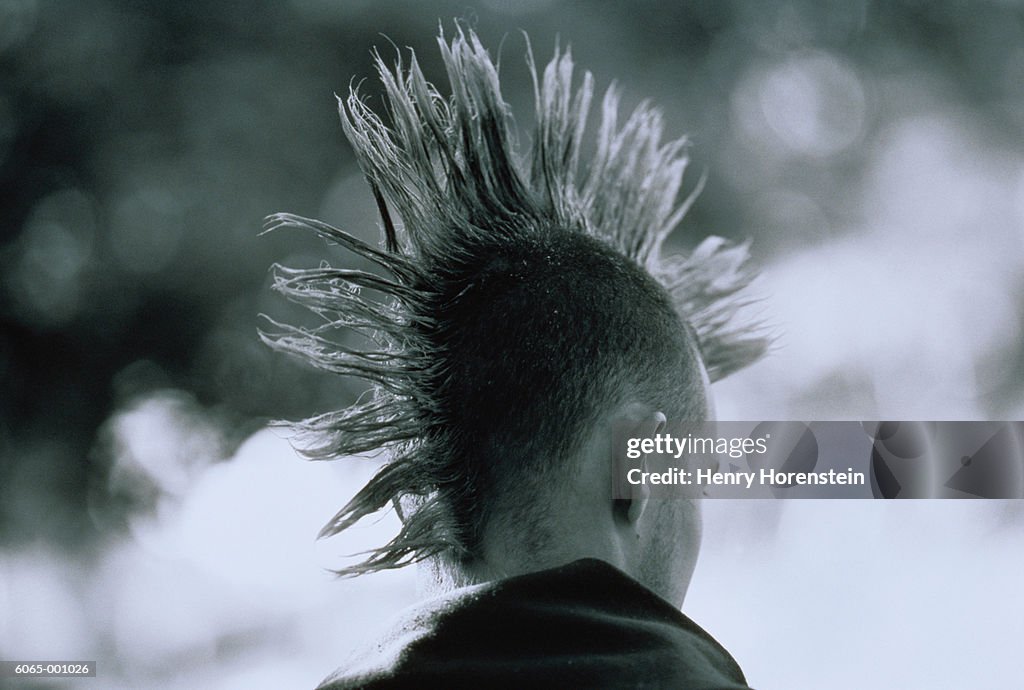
[262, 27, 768, 576]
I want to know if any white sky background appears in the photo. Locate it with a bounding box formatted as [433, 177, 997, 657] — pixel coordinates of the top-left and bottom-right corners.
[695, 500, 1024, 689]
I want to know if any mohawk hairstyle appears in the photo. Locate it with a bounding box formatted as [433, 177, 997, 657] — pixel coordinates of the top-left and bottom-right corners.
[262, 26, 769, 576]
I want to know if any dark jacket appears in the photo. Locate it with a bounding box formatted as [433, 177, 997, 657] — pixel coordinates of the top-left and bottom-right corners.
[319, 558, 752, 689]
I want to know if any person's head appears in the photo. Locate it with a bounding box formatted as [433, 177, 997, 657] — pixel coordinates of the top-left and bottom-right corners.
[263, 26, 767, 603]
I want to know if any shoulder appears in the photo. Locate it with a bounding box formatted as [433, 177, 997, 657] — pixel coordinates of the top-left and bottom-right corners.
[317, 559, 752, 689]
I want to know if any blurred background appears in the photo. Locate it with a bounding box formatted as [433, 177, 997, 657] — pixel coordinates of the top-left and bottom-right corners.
[1, 0, 1023, 688]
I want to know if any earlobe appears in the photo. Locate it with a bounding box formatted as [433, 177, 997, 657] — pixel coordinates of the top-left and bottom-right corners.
[627, 482, 649, 524]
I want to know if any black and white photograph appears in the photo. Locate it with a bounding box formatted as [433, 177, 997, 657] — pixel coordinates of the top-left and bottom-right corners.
[2, 1, 1023, 688]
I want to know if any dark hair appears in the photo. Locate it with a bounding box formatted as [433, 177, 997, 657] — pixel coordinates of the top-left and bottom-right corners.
[262, 26, 768, 575]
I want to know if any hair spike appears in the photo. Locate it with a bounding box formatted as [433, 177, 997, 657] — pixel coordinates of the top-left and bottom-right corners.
[264, 26, 770, 576]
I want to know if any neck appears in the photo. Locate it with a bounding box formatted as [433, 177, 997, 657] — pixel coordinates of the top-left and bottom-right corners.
[418, 508, 631, 597]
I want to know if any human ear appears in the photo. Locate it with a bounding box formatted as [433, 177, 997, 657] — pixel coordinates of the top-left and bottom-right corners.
[621, 408, 667, 525]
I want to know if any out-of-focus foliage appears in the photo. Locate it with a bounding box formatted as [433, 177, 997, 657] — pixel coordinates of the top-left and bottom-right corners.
[1, 1, 1023, 688]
